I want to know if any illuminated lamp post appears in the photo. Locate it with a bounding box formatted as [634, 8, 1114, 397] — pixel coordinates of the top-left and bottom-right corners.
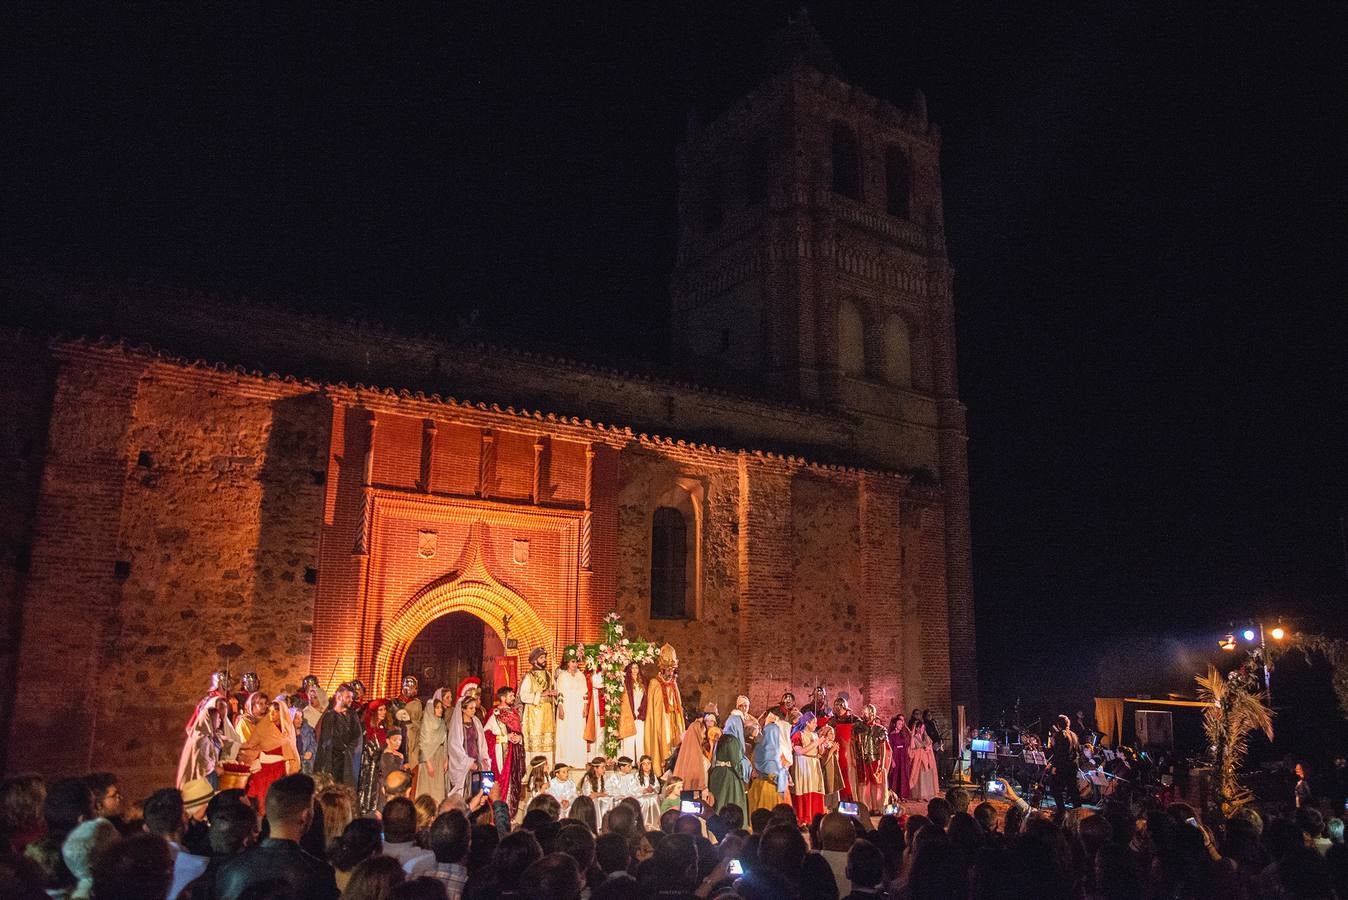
[1218, 620, 1288, 692]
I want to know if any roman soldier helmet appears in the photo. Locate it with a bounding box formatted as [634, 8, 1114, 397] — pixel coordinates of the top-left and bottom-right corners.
[241, 672, 260, 693]
[456, 677, 482, 703]
[209, 670, 231, 693]
[301, 674, 320, 690]
[350, 679, 366, 699]
[401, 674, 419, 695]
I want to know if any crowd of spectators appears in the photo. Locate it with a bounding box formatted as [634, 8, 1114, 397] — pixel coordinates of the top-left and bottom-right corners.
[2, 768, 1347, 899]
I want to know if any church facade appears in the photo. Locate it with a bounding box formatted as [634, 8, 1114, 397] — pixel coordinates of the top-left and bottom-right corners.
[0, 34, 974, 793]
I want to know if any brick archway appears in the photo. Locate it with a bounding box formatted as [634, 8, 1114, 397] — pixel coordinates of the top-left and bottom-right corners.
[372, 565, 553, 698]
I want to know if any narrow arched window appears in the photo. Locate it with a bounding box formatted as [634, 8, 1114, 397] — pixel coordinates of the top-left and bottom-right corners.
[838, 299, 866, 375]
[831, 123, 861, 199]
[886, 147, 911, 219]
[884, 313, 913, 386]
[651, 506, 688, 619]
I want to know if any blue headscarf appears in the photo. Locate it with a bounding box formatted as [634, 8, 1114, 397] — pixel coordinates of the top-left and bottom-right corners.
[790, 711, 816, 738]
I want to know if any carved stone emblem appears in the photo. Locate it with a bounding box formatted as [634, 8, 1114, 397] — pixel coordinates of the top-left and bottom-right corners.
[418, 530, 437, 559]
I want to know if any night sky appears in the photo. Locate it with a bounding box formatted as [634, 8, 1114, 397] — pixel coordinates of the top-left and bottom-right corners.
[6, 3, 1348, 733]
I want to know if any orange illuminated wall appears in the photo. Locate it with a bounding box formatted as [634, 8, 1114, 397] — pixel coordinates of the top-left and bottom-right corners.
[311, 397, 614, 697]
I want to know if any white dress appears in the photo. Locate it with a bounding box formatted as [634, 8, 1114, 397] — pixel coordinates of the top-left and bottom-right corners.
[554, 667, 589, 768]
[547, 776, 577, 811]
[621, 681, 646, 762]
[587, 671, 607, 755]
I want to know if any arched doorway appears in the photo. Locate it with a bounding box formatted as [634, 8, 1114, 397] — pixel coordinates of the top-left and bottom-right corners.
[401, 611, 506, 700]
[371, 551, 553, 698]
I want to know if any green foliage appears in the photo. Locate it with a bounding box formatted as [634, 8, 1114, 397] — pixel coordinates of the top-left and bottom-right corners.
[1196, 665, 1274, 818]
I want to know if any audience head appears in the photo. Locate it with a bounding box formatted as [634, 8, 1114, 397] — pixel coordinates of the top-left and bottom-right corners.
[429, 810, 470, 865]
[650, 831, 699, 886]
[390, 878, 450, 900]
[45, 777, 95, 837]
[601, 801, 637, 838]
[527, 792, 562, 822]
[946, 787, 972, 815]
[343, 854, 405, 900]
[494, 830, 544, 889]
[819, 812, 855, 852]
[61, 817, 120, 896]
[926, 796, 953, 830]
[570, 794, 598, 835]
[467, 823, 499, 872]
[142, 787, 187, 840]
[595, 831, 631, 875]
[973, 802, 997, 835]
[556, 822, 597, 873]
[315, 786, 354, 849]
[0, 774, 46, 845]
[208, 801, 260, 855]
[720, 803, 744, 832]
[758, 823, 808, 881]
[265, 774, 316, 837]
[847, 837, 885, 889]
[91, 832, 173, 900]
[85, 773, 123, 819]
[329, 817, 384, 873]
[521, 852, 584, 900]
[382, 796, 418, 843]
[749, 807, 771, 836]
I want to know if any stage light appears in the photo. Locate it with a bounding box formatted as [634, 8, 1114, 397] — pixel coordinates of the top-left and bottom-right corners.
[1242, 628, 1256, 642]
[1270, 626, 1286, 641]
[1219, 634, 1236, 651]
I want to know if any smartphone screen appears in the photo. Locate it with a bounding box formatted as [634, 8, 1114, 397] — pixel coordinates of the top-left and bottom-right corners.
[680, 799, 703, 815]
[986, 780, 1004, 793]
[839, 800, 859, 816]
[480, 773, 496, 794]
[727, 859, 744, 876]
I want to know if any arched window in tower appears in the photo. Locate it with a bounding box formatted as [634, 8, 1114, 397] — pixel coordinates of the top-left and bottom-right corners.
[886, 146, 911, 219]
[650, 506, 688, 619]
[831, 123, 861, 199]
[838, 299, 866, 375]
[883, 313, 913, 387]
[745, 137, 769, 206]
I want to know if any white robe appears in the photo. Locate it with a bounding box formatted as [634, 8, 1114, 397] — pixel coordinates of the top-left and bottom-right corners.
[554, 667, 589, 768]
[620, 681, 646, 762]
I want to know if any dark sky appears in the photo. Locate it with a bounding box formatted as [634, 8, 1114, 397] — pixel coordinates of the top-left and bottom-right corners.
[6, 2, 1348, 723]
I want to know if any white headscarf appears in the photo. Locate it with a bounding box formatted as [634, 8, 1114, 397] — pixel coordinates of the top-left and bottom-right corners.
[419, 698, 448, 762]
[275, 693, 301, 773]
[444, 696, 488, 797]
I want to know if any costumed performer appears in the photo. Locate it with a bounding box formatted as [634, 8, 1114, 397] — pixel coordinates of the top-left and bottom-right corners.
[748, 709, 790, 819]
[416, 697, 449, 804]
[791, 711, 825, 824]
[618, 661, 646, 762]
[908, 710, 939, 801]
[519, 647, 558, 769]
[444, 683, 490, 800]
[357, 699, 390, 815]
[888, 711, 914, 801]
[582, 662, 607, 758]
[853, 703, 891, 811]
[722, 698, 754, 784]
[234, 691, 269, 744]
[828, 693, 861, 801]
[547, 763, 577, 813]
[672, 710, 716, 793]
[554, 646, 589, 768]
[817, 723, 844, 809]
[313, 682, 362, 787]
[391, 675, 423, 786]
[238, 697, 300, 807]
[484, 685, 526, 816]
[643, 643, 685, 774]
[709, 718, 749, 817]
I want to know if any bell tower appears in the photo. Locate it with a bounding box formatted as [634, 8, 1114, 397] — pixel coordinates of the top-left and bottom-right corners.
[670, 12, 976, 721]
[670, 11, 961, 474]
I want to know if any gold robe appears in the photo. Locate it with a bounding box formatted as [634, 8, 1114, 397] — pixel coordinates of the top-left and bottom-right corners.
[520, 667, 556, 758]
[643, 674, 684, 772]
